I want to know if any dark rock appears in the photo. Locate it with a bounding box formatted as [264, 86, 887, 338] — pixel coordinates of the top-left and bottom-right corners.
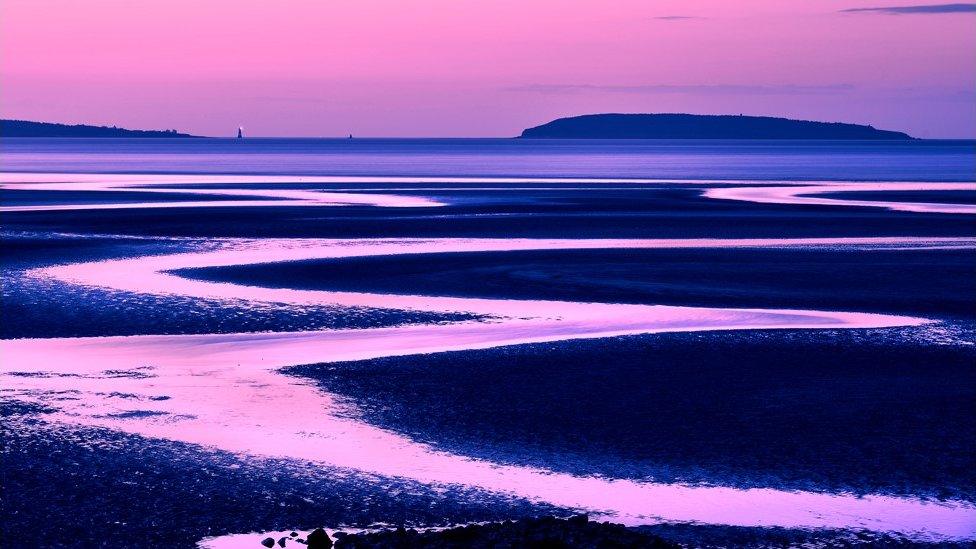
[261, 538, 275, 548]
[278, 536, 288, 547]
[306, 528, 333, 549]
[330, 515, 678, 548]
[568, 514, 588, 526]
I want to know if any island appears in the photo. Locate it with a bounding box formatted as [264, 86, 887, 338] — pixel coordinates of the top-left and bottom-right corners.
[0, 119, 200, 138]
[518, 113, 913, 139]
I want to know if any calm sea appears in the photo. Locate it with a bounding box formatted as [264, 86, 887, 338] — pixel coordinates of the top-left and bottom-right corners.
[1, 138, 974, 180]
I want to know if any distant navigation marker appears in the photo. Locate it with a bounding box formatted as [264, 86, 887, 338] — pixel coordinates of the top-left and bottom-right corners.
[237, 127, 244, 139]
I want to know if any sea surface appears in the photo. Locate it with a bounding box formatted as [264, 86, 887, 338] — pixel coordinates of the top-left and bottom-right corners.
[1, 138, 975, 547]
[2, 137, 975, 179]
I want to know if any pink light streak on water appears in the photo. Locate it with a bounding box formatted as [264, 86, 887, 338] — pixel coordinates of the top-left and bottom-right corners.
[4, 236, 976, 539]
[22, 235, 975, 318]
[0, 173, 445, 211]
[705, 182, 976, 214]
[4, 173, 976, 215]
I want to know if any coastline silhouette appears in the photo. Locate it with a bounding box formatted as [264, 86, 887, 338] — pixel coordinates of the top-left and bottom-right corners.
[0, 119, 199, 138]
[519, 113, 914, 140]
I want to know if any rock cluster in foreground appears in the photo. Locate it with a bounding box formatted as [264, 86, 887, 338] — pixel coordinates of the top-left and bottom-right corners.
[262, 515, 679, 548]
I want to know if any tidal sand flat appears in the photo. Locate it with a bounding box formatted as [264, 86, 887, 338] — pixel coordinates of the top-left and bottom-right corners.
[1, 139, 975, 546]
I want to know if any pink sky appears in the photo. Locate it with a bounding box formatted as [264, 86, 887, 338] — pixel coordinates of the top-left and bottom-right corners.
[1, 0, 974, 137]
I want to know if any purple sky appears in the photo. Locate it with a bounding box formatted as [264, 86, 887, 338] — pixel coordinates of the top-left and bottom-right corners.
[1, 0, 974, 137]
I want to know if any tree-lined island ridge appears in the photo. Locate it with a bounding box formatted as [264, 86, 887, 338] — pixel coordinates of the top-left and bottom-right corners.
[0, 119, 199, 138]
[519, 113, 914, 140]
[2, 114, 914, 139]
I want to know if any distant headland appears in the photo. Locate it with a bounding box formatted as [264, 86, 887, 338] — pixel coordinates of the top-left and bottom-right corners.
[0, 119, 200, 138]
[519, 113, 914, 140]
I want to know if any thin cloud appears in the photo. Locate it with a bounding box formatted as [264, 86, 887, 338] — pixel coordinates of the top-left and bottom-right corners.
[653, 15, 706, 21]
[840, 3, 976, 14]
[505, 84, 855, 96]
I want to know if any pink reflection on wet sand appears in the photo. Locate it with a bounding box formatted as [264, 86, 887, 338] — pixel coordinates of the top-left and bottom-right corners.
[705, 182, 976, 214]
[0, 173, 445, 210]
[3, 236, 976, 539]
[5, 173, 974, 216]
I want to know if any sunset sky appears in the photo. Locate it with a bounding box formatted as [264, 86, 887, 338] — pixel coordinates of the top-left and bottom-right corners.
[2, 0, 974, 137]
